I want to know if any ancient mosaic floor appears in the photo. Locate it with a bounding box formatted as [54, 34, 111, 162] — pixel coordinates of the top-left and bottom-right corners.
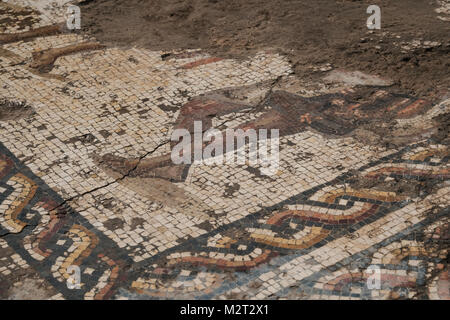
[0, 1, 448, 300]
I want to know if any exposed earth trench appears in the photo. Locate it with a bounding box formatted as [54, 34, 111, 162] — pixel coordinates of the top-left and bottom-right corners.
[81, 0, 450, 100]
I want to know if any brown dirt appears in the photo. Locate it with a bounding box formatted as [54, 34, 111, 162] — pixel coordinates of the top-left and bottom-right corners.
[0, 25, 62, 45]
[81, 0, 449, 100]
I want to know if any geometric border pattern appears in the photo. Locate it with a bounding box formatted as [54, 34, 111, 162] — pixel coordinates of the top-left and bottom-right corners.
[1, 140, 448, 299]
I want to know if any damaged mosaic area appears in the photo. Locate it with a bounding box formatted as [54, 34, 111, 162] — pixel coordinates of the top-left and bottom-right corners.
[0, 1, 448, 300]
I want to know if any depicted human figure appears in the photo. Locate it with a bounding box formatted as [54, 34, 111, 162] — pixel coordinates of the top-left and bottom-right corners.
[98, 86, 430, 182]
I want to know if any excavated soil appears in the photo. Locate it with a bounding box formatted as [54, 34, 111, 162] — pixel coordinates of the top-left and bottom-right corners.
[81, 0, 449, 100]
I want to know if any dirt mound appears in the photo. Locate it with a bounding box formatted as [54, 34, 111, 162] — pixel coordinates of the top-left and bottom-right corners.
[80, 0, 449, 100]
